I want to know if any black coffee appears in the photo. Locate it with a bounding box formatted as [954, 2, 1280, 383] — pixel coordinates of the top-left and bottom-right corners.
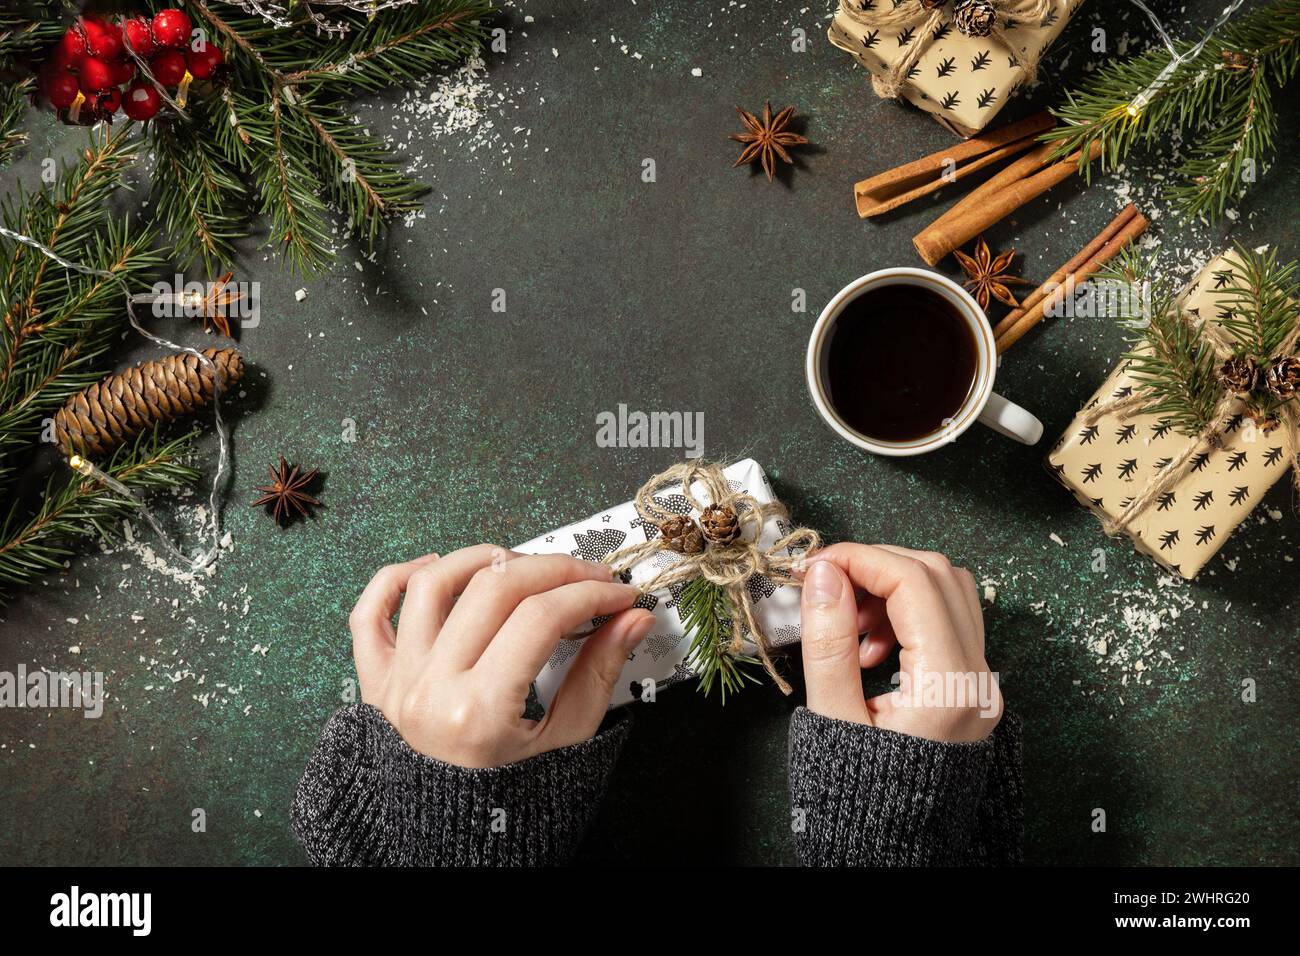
[825, 284, 977, 443]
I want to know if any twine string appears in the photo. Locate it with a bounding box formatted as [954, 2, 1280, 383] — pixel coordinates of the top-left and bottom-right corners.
[0, 223, 232, 572]
[602, 462, 821, 694]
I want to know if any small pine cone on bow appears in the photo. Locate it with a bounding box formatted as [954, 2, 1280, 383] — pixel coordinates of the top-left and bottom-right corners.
[54, 347, 245, 458]
[953, 0, 997, 37]
[1253, 412, 1282, 434]
[700, 504, 741, 545]
[658, 515, 704, 554]
[1263, 356, 1300, 400]
[1218, 355, 1259, 394]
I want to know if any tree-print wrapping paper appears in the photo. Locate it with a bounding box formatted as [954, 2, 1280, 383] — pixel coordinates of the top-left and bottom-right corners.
[514, 459, 805, 710]
[1047, 254, 1298, 579]
[827, 0, 1083, 137]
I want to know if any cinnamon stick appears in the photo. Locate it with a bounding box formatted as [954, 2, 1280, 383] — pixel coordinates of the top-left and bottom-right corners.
[992, 204, 1138, 340]
[913, 139, 1104, 267]
[995, 208, 1149, 354]
[926, 142, 1056, 234]
[853, 111, 1055, 218]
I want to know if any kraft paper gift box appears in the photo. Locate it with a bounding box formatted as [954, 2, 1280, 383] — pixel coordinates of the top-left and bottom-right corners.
[1047, 253, 1299, 580]
[828, 0, 1084, 138]
[515, 459, 805, 710]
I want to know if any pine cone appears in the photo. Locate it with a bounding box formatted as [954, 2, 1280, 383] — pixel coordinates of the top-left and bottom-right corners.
[54, 347, 245, 458]
[953, 0, 997, 37]
[1263, 356, 1300, 400]
[920, 0, 948, 9]
[658, 515, 704, 555]
[700, 504, 741, 545]
[1218, 356, 1259, 394]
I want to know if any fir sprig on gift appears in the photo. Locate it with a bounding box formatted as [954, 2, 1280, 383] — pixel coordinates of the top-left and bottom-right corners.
[1044, 0, 1300, 223]
[1095, 249, 1220, 436]
[1213, 245, 1300, 360]
[1096, 245, 1300, 437]
[678, 575, 763, 702]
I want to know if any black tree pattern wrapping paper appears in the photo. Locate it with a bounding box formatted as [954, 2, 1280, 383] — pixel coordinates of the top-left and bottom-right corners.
[1048, 253, 1298, 579]
[828, 0, 1084, 137]
[515, 459, 804, 709]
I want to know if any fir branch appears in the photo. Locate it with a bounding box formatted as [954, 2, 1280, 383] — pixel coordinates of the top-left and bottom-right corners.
[0, 6, 67, 66]
[0, 127, 160, 488]
[147, 105, 251, 272]
[180, 0, 493, 272]
[280, 2, 492, 92]
[0, 78, 31, 170]
[1213, 244, 1300, 358]
[679, 576, 763, 702]
[0, 426, 199, 605]
[1045, 0, 1300, 223]
[299, 99, 423, 242]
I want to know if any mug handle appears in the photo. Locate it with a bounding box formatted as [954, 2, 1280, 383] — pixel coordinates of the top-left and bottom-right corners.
[978, 391, 1043, 445]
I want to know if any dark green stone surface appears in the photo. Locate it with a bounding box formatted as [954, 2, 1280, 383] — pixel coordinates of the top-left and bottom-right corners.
[1, 0, 1296, 866]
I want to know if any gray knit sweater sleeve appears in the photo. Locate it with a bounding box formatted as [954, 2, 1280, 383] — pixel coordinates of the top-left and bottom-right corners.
[292, 703, 629, 866]
[788, 708, 1024, 866]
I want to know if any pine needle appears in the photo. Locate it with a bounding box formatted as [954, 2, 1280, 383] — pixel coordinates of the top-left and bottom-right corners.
[678, 576, 764, 703]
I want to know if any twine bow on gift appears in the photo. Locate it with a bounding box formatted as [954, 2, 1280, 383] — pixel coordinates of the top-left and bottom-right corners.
[602, 462, 821, 695]
[1081, 278, 1300, 540]
[840, 0, 1052, 99]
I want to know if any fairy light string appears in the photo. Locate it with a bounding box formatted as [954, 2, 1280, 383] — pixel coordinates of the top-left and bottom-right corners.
[0, 223, 233, 572]
[1122, 0, 1248, 119]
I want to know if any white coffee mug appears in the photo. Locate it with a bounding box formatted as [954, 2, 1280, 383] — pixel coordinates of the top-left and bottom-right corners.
[806, 267, 1043, 456]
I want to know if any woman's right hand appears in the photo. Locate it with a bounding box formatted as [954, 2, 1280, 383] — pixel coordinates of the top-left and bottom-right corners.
[798, 542, 1002, 743]
[347, 543, 655, 768]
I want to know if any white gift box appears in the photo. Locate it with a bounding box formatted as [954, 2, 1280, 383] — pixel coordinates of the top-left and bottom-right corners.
[515, 459, 805, 709]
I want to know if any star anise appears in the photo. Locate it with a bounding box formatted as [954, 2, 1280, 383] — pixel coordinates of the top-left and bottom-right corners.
[730, 101, 809, 183]
[252, 456, 321, 525]
[953, 236, 1029, 310]
[190, 271, 243, 337]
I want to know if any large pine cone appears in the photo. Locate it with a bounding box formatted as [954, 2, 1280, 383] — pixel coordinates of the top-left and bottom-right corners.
[54, 347, 244, 458]
[953, 0, 997, 37]
[700, 504, 741, 545]
[1218, 356, 1259, 394]
[659, 515, 704, 555]
[1263, 356, 1300, 400]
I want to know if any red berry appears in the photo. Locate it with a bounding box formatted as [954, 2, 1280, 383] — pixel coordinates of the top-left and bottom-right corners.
[78, 56, 116, 94]
[151, 9, 192, 49]
[81, 16, 124, 61]
[58, 26, 88, 64]
[95, 88, 122, 115]
[185, 44, 223, 80]
[123, 82, 161, 121]
[149, 49, 187, 86]
[47, 72, 80, 109]
[112, 59, 137, 86]
[121, 16, 156, 56]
